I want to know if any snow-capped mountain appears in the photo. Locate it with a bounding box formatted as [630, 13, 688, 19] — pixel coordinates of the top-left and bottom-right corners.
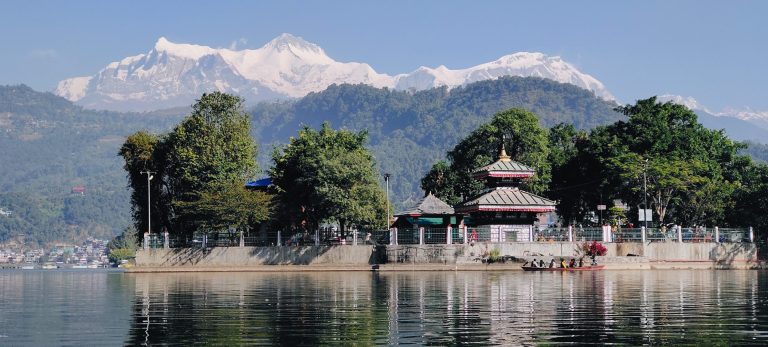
[659, 94, 768, 143]
[56, 34, 614, 111]
[393, 52, 613, 101]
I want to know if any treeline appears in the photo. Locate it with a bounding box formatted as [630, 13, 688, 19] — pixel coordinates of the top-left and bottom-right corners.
[120, 93, 385, 238]
[423, 98, 768, 233]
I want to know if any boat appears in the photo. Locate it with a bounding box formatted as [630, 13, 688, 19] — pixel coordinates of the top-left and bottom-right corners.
[522, 265, 605, 272]
[42, 263, 57, 270]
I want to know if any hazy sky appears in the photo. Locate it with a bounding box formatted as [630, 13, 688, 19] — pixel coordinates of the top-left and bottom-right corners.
[1, 0, 765, 111]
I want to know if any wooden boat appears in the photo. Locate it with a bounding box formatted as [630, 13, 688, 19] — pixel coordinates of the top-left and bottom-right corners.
[521, 265, 605, 272]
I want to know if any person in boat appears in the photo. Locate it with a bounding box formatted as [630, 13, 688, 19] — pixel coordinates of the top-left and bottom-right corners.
[568, 259, 576, 268]
[549, 259, 555, 268]
[538, 259, 544, 267]
[560, 258, 567, 268]
[578, 258, 584, 267]
[530, 258, 538, 268]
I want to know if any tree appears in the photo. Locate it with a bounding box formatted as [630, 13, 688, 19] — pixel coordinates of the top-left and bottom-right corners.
[575, 97, 748, 226]
[119, 92, 263, 238]
[546, 123, 600, 224]
[422, 108, 550, 204]
[118, 131, 161, 235]
[269, 123, 387, 235]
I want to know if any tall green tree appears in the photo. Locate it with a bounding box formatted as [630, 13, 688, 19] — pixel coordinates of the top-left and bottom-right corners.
[118, 130, 161, 234]
[269, 123, 387, 235]
[422, 108, 550, 205]
[119, 92, 264, 238]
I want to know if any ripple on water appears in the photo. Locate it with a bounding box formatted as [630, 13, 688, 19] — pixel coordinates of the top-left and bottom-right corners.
[2, 270, 768, 345]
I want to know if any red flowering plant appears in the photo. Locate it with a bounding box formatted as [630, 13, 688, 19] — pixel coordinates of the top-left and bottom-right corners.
[579, 241, 607, 265]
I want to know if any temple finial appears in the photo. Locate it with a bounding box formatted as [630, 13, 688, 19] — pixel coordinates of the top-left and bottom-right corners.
[499, 135, 511, 161]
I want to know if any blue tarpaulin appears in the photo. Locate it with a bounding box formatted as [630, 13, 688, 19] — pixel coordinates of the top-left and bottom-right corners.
[245, 177, 272, 188]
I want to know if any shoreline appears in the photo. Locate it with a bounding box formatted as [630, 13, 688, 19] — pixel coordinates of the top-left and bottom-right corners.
[125, 259, 765, 273]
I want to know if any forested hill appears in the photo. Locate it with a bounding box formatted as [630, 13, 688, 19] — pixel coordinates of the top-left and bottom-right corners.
[0, 85, 183, 245]
[249, 76, 624, 207]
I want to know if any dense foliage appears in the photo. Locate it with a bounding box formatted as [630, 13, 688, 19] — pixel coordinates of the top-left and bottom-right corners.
[269, 123, 387, 234]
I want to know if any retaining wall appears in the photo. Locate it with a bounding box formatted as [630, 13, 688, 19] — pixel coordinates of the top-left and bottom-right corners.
[386, 242, 758, 264]
[136, 245, 377, 267]
[135, 242, 757, 268]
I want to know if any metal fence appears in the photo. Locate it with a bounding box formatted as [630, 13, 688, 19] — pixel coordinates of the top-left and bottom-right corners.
[719, 228, 749, 243]
[574, 228, 603, 242]
[536, 227, 569, 241]
[146, 226, 755, 248]
[614, 228, 643, 243]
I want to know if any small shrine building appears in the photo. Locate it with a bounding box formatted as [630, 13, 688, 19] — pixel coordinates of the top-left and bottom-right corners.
[391, 192, 463, 244]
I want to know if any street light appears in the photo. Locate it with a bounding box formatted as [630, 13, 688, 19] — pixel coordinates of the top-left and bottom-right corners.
[141, 171, 155, 234]
[384, 173, 391, 230]
[643, 159, 648, 229]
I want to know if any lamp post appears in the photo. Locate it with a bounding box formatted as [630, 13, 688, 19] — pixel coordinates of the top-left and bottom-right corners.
[141, 171, 155, 234]
[384, 173, 391, 229]
[643, 159, 648, 229]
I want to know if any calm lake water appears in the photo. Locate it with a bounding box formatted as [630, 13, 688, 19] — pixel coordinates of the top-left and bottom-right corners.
[1, 269, 767, 346]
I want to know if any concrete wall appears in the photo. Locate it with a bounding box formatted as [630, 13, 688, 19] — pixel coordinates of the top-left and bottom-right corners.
[135, 242, 757, 268]
[385, 242, 758, 264]
[136, 245, 377, 267]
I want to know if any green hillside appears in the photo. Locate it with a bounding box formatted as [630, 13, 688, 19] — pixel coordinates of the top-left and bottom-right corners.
[0, 85, 183, 245]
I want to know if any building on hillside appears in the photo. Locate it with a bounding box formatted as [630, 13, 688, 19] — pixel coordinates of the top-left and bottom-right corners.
[455, 142, 557, 242]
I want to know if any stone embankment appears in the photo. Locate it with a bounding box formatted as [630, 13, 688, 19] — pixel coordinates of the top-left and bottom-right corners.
[128, 242, 759, 272]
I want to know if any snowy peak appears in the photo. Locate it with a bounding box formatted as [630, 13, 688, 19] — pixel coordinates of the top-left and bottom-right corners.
[394, 51, 614, 101]
[56, 34, 616, 111]
[153, 36, 217, 60]
[658, 94, 708, 112]
[262, 33, 325, 55]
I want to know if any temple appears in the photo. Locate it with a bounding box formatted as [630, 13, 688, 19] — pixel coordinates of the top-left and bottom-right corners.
[455, 141, 557, 242]
[390, 141, 557, 245]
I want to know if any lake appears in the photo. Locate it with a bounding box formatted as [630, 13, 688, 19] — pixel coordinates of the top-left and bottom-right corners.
[1, 269, 767, 345]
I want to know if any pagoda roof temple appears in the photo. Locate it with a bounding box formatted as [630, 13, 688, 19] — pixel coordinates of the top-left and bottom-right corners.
[456, 140, 556, 215]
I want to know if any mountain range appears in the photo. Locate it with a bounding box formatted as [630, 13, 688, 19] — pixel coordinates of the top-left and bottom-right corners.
[54, 33, 768, 139]
[55, 34, 614, 112]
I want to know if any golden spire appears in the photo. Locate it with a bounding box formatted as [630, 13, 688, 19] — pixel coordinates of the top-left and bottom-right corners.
[499, 136, 511, 161]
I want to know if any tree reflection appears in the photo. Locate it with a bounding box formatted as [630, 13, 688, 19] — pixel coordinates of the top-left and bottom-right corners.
[125, 270, 768, 345]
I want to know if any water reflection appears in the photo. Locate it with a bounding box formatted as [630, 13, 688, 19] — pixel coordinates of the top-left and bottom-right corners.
[0, 269, 131, 346]
[126, 270, 768, 345]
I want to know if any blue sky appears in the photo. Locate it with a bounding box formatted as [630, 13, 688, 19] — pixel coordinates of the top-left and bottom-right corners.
[1, 0, 765, 111]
